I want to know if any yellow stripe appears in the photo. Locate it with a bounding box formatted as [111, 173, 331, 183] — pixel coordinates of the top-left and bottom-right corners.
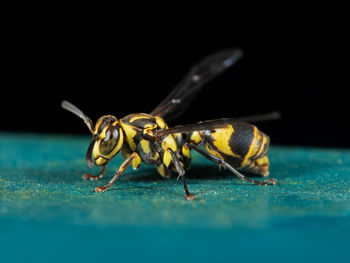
[140, 139, 151, 154]
[155, 116, 167, 129]
[150, 152, 160, 161]
[129, 113, 152, 123]
[120, 121, 138, 151]
[256, 133, 269, 157]
[161, 135, 177, 152]
[92, 140, 101, 160]
[205, 144, 224, 160]
[211, 126, 239, 157]
[163, 150, 172, 167]
[93, 121, 102, 135]
[241, 126, 258, 166]
[157, 164, 166, 177]
[182, 144, 191, 159]
[190, 131, 202, 144]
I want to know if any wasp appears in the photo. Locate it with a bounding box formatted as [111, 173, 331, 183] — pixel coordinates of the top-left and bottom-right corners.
[61, 49, 280, 200]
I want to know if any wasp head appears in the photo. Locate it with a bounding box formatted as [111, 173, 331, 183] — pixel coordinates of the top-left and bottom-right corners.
[86, 115, 124, 167]
[61, 101, 125, 168]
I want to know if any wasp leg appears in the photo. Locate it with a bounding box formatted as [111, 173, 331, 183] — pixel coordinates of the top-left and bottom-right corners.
[95, 152, 139, 193]
[187, 144, 277, 186]
[83, 163, 108, 180]
[167, 148, 195, 200]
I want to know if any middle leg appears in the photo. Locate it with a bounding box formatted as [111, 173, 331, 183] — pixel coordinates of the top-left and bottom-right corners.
[167, 148, 195, 200]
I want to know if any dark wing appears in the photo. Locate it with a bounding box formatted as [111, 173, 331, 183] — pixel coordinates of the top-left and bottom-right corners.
[153, 112, 281, 139]
[150, 48, 243, 121]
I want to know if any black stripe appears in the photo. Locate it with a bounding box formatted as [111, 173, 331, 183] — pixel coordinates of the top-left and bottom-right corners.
[229, 122, 254, 158]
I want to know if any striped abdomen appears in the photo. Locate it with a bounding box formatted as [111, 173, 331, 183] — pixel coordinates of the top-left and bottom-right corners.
[200, 122, 270, 176]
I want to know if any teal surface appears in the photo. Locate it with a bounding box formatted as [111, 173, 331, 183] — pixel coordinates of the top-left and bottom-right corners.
[0, 133, 350, 263]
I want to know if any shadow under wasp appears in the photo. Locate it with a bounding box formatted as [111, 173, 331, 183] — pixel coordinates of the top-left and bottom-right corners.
[61, 49, 280, 200]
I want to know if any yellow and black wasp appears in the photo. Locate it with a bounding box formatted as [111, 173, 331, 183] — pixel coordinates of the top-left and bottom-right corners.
[61, 49, 279, 200]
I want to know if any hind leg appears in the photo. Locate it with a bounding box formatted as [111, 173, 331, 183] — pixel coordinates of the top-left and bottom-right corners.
[187, 143, 276, 185]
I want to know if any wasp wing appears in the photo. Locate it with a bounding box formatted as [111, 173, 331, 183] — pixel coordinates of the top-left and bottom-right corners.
[153, 112, 281, 139]
[150, 49, 243, 121]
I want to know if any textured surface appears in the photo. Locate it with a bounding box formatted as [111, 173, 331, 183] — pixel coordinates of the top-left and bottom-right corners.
[0, 133, 350, 262]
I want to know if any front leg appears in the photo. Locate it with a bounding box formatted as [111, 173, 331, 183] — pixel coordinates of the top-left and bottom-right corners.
[95, 152, 139, 193]
[83, 163, 108, 180]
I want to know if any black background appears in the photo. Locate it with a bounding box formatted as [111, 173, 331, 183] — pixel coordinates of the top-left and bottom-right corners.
[1, 8, 348, 148]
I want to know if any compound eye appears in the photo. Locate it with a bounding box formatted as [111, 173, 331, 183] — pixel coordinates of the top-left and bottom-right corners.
[104, 127, 119, 142]
[100, 127, 119, 155]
